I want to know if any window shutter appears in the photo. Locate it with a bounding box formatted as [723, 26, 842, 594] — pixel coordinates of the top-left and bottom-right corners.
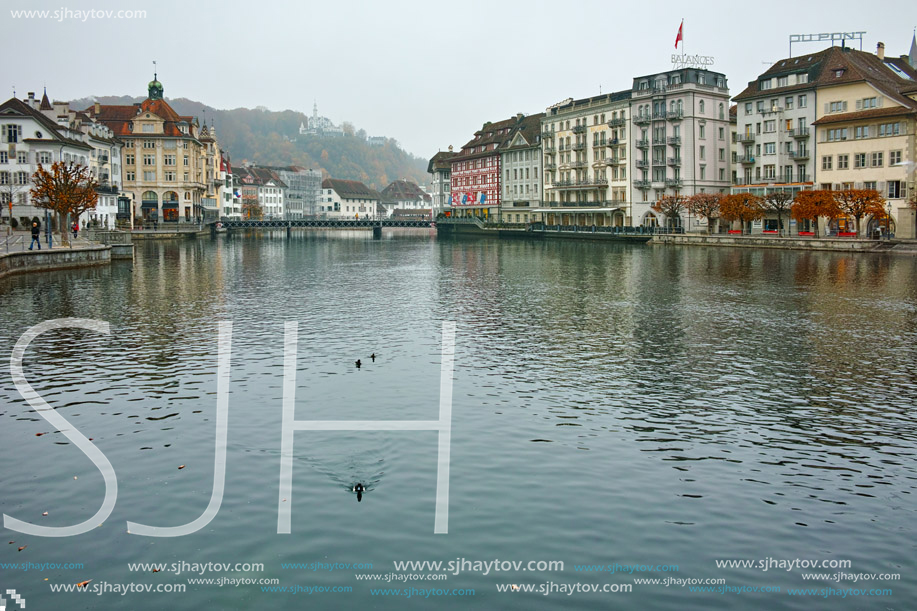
[856, 100, 862, 110]
[824, 103, 829, 114]
[877, 181, 885, 192]
[877, 98, 883, 108]
[843, 101, 848, 111]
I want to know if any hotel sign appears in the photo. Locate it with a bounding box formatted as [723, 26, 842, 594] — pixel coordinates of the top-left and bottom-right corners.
[671, 54, 715, 70]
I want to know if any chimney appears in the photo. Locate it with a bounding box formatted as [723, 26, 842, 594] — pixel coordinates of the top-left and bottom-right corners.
[94, 102, 101, 115]
[27, 92, 35, 107]
[877, 42, 885, 60]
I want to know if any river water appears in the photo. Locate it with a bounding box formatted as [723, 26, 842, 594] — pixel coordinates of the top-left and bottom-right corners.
[1, 229, 916, 609]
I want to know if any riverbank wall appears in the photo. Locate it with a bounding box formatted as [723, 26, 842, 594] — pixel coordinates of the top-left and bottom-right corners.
[0, 245, 112, 280]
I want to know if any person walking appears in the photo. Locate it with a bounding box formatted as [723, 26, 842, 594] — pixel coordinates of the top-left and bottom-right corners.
[29, 221, 41, 250]
[71, 221, 79, 239]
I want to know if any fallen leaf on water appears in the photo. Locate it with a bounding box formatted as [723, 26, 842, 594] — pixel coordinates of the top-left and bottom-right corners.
[8, 541, 13, 544]
[74, 476, 78, 480]
[77, 580, 92, 588]
[178, 465, 185, 470]
[152, 568, 161, 573]
[18, 546, 27, 552]
[42, 512, 48, 516]
[35, 433, 45, 437]
[511, 584, 520, 591]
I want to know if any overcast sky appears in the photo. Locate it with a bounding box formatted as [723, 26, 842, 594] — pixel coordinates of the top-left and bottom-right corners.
[4, 0, 915, 159]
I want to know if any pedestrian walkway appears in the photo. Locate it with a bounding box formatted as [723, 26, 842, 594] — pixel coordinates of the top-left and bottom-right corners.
[2, 230, 100, 253]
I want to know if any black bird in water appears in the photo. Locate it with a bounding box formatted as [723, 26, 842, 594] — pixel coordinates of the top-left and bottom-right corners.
[353, 483, 365, 502]
[355, 359, 361, 368]
[370, 353, 376, 362]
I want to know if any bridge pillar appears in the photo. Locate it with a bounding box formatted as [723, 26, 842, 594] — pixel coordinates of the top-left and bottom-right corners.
[287, 222, 291, 239]
[372, 225, 382, 239]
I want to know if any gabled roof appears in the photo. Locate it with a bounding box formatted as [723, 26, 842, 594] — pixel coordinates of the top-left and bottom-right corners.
[450, 113, 545, 163]
[86, 97, 198, 139]
[502, 113, 545, 151]
[0, 97, 91, 150]
[234, 165, 288, 189]
[428, 150, 457, 173]
[322, 178, 381, 200]
[380, 179, 431, 204]
[734, 46, 917, 103]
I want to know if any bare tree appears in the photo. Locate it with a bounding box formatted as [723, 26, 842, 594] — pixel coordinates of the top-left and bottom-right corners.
[762, 190, 794, 236]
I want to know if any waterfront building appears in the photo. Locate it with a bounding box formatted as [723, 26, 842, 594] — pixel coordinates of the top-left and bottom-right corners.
[448, 114, 533, 220]
[630, 68, 732, 231]
[233, 165, 287, 219]
[541, 94, 630, 227]
[87, 74, 216, 223]
[35, 92, 125, 229]
[811, 43, 917, 237]
[261, 165, 323, 219]
[320, 178, 380, 218]
[499, 113, 543, 224]
[379, 179, 432, 219]
[219, 154, 241, 220]
[0, 93, 93, 228]
[428, 148, 456, 218]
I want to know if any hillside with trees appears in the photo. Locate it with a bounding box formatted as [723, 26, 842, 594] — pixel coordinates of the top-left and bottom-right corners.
[68, 96, 429, 190]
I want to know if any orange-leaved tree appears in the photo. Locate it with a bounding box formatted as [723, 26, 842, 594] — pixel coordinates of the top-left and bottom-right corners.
[832, 189, 886, 237]
[30, 162, 98, 245]
[686, 192, 723, 234]
[652, 194, 689, 231]
[762, 190, 794, 236]
[719, 193, 764, 235]
[791, 189, 839, 237]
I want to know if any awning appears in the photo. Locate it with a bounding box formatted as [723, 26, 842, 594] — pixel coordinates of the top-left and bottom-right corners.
[141, 201, 158, 209]
[531, 207, 625, 213]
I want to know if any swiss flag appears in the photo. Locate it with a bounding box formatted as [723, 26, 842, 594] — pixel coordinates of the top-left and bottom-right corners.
[675, 20, 683, 49]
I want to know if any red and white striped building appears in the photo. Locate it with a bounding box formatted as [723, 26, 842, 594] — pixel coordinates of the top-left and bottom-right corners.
[449, 114, 529, 219]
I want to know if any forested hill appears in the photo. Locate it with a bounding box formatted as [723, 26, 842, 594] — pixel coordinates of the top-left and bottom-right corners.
[68, 96, 429, 189]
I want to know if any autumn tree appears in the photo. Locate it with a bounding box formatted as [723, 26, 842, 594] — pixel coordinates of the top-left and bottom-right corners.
[686, 192, 722, 234]
[652, 194, 689, 231]
[29, 162, 98, 245]
[762, 190, 794, 236]
[832, 189, 886, 237]
[792, 189, 839, 237]
[719, 193, 764, 234]
[241, 197, 263, 220]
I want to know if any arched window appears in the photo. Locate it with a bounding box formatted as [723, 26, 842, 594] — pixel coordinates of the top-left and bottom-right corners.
[141, 191, 158, 203]
[719, 103, 724, 119]
[699, 100, 705, 114]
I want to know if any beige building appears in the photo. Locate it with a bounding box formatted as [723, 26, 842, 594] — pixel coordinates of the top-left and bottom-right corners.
[541, 92, 631, 227]
[86, 74, 218, 224]
[812, 43, 917, 237]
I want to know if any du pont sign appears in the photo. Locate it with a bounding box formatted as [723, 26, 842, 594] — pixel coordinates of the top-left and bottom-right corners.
[671, 54, 715, 70]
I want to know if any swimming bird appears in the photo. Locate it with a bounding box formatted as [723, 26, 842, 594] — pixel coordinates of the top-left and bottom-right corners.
[353, 483, 365, 502]
[355, 359, 361, 368]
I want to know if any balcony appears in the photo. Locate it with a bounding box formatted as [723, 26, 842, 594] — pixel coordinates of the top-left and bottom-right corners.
[738, 155, 756, 165]
[636, 160, 649, 169]
[652, 157, 667, 166]
[635, 139, 649, 149]
[608, 117, 627, 127]
[666, 178, 683, 188]
[652, 138, 667, 146]
[667, 157, 681, 166]
[633, 115, 652, 125]
[592, 141, 606, 148]
[737, 133, 755, 144]
[570, 161, 587, 168]
[572, 142, 586, 151]
[634, 180, 651, 189]
[789, 150, 809, 161]
[572, 125, 587, 134]
[790, 127, 810, 139]
[609, 156, 626, 165]
[667, 136, 681, 146]
[666, 110, 684, 120]
[544, 163, 557, 170]
[543, 145, 556, 153]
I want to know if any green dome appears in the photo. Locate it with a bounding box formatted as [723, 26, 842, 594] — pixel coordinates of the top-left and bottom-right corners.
[148, 76, 163, 100]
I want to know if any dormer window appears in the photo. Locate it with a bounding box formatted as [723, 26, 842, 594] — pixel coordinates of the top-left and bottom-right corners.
[834, 69, 845, 78]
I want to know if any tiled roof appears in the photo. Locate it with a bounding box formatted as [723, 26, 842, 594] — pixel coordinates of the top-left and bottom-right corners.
[734, 46, 917, 102]
[503, 113, 546, 150]
[812, 105, 916, 125]
[234, 166, 288, 188]
[450, 113, 545, 162]
[427, 150, 457, 173]
[380, 179, 431, 204]
[322, 178, 381, 200]
[87, 97, 197, 139]
[0, 97, 92, 150]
